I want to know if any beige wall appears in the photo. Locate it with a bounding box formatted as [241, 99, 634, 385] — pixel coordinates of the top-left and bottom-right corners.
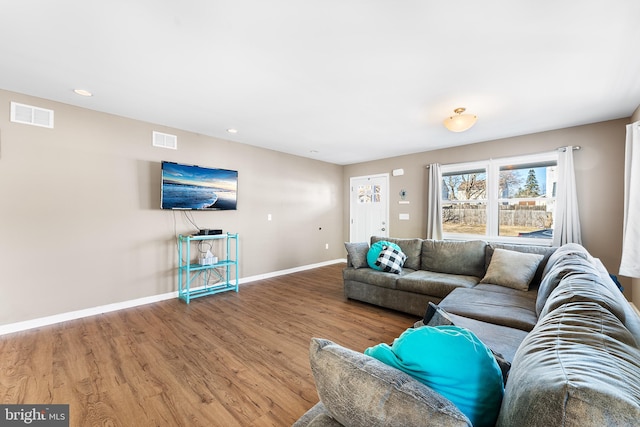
[0, 89, 344, 325]
[344, 118, 632, 300]
[2, 86, 636, 326]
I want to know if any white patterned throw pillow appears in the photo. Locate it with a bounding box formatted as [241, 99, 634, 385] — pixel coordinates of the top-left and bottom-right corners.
[375, 245, 407, 274]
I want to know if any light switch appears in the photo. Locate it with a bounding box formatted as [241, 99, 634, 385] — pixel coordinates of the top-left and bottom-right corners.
[399, 213, 410, 220]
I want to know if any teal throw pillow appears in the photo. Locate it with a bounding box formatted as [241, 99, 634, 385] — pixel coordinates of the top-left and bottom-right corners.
[365, 326, 504, 427]
[367, 240, 401, 270]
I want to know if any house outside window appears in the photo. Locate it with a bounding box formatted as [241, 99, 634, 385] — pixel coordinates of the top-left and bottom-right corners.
[441, 152, 558, 245]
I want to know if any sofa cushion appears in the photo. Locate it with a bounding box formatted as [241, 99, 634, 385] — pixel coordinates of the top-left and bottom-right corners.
[497, 302, 640, 427]
[344, 242, 369, 269]
[365, 326, 504, 427]
[308, 338, 471, 427]
[344, 277, 437, 317]
[480, 248, 543, 291]
[473, 283, 537, 300]
[343, 266, 415, 290]
[445, 313, 529, 364]
[372, 236, 423, 270]
[396, 271, 479, 298]
[438, 288, 538, 332]
[486, 243, 556, 288]
[421, 239, 487, 278]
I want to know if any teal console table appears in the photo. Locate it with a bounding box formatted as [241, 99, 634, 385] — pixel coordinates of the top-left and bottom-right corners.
[177, 233, 239, 303]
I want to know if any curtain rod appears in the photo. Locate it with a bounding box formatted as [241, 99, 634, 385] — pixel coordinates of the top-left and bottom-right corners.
[425, 146, 581, 168]
[558, 145, 581, 152]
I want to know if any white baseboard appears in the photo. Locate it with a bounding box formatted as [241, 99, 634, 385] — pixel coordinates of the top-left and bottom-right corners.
[0, 259, 346, 337]
[239, 258, 346, 284]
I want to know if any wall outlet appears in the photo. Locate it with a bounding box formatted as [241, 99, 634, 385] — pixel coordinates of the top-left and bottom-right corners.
[325, 243, 329, 250]
[267, 214, 272, 221]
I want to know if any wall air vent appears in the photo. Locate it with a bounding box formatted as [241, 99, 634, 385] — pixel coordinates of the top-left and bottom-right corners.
[152, 131, 177, 150]
[10, 102, 54, 128]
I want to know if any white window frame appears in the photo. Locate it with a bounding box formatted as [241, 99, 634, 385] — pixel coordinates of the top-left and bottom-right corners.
[441, 151, 558, 246]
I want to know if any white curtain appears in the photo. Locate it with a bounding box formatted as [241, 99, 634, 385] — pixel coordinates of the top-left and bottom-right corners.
[552, 146, 582, 246]
[426, 163, 443, 240]
[619, 121, 640, 278]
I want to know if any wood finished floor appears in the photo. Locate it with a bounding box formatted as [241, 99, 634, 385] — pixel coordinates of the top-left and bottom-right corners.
[0, 263, 418, 426]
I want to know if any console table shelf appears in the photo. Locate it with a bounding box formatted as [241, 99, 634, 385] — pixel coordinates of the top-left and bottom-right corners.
[177, 233, 239, 303]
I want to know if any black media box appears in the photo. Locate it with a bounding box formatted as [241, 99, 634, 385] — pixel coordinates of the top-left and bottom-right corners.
[197, 229, 223, 236]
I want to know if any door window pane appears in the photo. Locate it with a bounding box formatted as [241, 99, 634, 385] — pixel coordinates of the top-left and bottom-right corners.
[358, 184, 381, 203]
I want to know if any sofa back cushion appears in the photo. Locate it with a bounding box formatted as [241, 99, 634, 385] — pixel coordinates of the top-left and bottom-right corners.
[497, 303, 640, 427]
[421, 239, 487, 278]
[371, 236, 423, 270]
[540, 243, 590, 278]
[536, 255, 599, 317]
[539, 271, 628, 324]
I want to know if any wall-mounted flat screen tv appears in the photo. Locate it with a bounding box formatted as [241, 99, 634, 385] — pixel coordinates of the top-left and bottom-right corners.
[161, 161, 238, 210]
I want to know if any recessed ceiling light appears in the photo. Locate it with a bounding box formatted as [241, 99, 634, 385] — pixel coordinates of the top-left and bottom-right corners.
[227, 128, 238, 134]
[73, 89, 93, 97]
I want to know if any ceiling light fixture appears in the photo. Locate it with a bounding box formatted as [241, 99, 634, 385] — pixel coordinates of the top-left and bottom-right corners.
[227, 128, 238, 134]
[443, 107, 477, 132]
[73, 89, 93, 97]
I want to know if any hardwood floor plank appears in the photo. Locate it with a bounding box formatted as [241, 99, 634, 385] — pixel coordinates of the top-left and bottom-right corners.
[0, 263, 418, 426]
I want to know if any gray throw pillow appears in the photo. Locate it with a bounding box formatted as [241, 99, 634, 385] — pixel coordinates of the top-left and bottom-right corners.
[308, 338, 471, 427]
[480, 248, 543, 291]
[344, 242, 369, 269]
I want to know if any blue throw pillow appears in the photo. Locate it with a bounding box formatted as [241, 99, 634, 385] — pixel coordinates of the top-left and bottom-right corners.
[365, 326, 504, 427]
[366, 240, 401, 270]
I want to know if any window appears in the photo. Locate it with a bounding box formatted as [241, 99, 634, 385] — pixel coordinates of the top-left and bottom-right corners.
[441, 152, 558, 244]
[442, 165, 487, 236]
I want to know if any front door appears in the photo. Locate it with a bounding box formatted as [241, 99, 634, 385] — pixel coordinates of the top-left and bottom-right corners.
[349, 174, 389, 242]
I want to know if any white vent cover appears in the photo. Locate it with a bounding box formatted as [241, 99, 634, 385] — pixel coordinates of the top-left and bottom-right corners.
[11, 102, 54, 128]
[152, 131, 177, 150]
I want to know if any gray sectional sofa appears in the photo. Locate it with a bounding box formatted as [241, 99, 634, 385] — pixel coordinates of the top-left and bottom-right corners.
[293, 238, 640, 427]
[343, 236, 555, 321]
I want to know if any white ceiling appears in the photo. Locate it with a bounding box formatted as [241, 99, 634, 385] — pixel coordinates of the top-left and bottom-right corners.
[1, 1, 639, 165]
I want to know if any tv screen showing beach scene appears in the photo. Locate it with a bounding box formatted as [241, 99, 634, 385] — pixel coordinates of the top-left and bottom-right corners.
[161, 161, 238, 210]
